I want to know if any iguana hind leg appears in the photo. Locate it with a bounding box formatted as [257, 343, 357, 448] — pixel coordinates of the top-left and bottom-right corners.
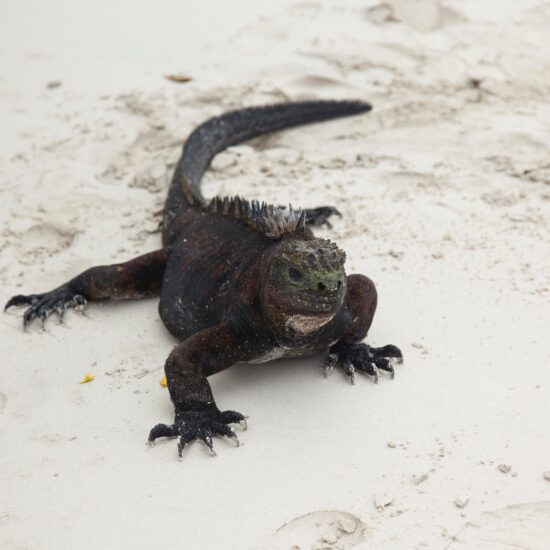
[5, 248, 168, 329]
[305, 206, 342, 229]
[276, 205, 342, 229]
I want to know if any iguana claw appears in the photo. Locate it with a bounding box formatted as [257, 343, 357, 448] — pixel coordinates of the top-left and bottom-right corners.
[5, 285, 87, 330]
[325, 341, 402, 384]
[148, 404, 245, 458]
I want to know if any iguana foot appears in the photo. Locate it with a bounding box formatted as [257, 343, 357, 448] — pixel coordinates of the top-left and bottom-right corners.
[148, 404, 245, 458]
[325, 341, 403, 385]
[5, 285, 87, 330]
[306, 206, 342, 229]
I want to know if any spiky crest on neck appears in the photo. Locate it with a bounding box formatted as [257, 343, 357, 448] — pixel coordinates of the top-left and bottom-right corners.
[205, 195, 307, 240]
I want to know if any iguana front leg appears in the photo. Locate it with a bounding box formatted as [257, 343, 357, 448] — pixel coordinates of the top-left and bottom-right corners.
[149, 320, 270, 457]
[326, 274, 403, 384]
[5, 249, 168, 329]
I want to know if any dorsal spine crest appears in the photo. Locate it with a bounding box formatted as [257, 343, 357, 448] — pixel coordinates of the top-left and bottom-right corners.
[205, 195, 305, 240]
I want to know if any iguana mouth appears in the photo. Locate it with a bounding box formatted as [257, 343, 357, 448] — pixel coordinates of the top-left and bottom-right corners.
[279, 287, 345, 312]
[285, 312, 335, 334]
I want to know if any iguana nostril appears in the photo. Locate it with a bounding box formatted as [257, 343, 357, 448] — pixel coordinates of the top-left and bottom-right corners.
[317, 282, 326, 291]
[337, 280, 342, 289]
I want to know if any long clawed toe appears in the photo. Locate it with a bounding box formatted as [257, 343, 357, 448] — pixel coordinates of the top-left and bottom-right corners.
[373, 356, 395, 379]
[325, 341, 402, 385]
[196, 429, 216, 456]
[219, 410, 245, 425]
[372, 344, 403, 364]
[211, 423, 240, 446]
[148, 423, 177, 443]
[176, 426, 197, 457]
[178, 427, 216, 458]
[358, 361, 380, 384]
[4, 294, 40, 311]
[324, 352, 338, 378]
[343, 360, 356, 385]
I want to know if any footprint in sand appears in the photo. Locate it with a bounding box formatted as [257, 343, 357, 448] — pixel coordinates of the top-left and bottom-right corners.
[255, 510, 367, 550]
[18, 222, 76, 258]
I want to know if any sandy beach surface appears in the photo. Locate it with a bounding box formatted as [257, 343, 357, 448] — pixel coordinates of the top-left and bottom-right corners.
[1, 1, 549, 548]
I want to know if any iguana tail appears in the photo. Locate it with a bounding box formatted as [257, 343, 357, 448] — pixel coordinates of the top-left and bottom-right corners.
[163, 100, 371, 242]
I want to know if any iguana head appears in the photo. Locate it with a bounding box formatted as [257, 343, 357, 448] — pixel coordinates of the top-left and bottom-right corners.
[261, 237, 347, 336]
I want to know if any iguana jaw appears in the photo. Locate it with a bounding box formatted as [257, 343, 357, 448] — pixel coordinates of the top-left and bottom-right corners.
[285, 312, 336, 334]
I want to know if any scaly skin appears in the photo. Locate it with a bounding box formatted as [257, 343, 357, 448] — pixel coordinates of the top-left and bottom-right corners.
[5, 100, 402, 458]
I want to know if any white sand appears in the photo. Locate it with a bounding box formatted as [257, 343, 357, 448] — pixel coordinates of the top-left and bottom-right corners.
[1, 1, 550, 548]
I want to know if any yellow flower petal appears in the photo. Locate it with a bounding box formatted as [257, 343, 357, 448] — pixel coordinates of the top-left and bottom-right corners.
[80, 373, 95, 384]
[160, 376, 168, 387]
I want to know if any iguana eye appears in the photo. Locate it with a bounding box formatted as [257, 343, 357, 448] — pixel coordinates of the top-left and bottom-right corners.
[288, 268, 303, 281]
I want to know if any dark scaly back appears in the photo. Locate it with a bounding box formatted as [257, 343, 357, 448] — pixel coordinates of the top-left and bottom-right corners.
[162, 100, 372, 246]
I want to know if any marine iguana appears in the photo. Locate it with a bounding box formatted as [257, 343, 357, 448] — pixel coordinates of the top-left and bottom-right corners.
[5, 100, 402, 457]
